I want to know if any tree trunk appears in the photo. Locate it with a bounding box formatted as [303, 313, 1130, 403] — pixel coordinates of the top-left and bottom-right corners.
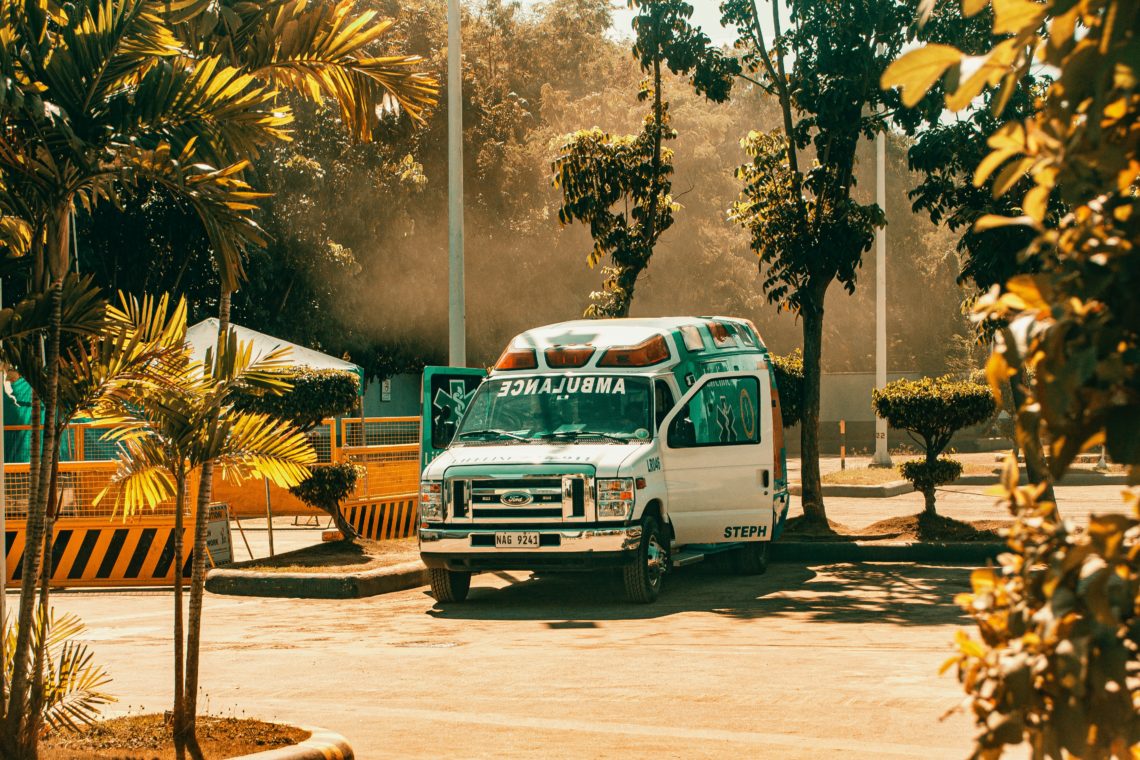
[6, 276, 63, 758]
[29, 452, 62, 744]
[172, 472, 187, 760]
[326, 503, 358, 541]
[799, 292, 827, 524]
[1009, 367, 1057, 507]
[180, 288, 231, 760]
[922, 487, 937, 516]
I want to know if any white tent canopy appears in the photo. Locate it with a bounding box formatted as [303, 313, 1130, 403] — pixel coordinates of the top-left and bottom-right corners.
[185, 319, 363, 391]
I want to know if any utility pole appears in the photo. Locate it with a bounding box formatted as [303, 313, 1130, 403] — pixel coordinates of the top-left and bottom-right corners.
[447, 0, 466, 367]
[873, 127, 892, 467]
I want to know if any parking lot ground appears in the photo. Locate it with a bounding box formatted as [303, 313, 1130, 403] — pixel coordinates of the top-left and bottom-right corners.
[48, 560, 987, 759]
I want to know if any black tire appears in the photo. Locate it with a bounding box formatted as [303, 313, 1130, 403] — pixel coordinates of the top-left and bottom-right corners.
[732, 541, 769, 576]
[623, 516, 668, 603]
[429, 568, 472, 602]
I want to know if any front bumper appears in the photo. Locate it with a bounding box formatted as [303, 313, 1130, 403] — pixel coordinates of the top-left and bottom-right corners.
[419, 525, 641, 571]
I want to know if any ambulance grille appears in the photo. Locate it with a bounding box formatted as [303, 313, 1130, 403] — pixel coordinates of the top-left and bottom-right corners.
[446, 475, 593, 523]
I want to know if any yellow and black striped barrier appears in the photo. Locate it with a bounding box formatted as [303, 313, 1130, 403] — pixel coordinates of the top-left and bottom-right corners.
[4, 506, 231, 588]
[343, 495, 417, 541]
[5, 519, 191, 587]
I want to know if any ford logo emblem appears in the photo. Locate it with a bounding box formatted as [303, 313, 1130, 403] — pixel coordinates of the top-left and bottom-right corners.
[500, 491, 533, 507]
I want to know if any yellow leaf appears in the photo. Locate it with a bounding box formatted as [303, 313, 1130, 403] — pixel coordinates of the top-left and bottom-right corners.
[971, 567, 997, 593]
[973, 213, 1037, 232]
[1006, 275, 1049, 311]
[974, 147, 1019, 187]
[1022, 183, 1050, 222]
[985, 352, 1014, 403]
[991, 0, 1046, 35]
[881, 45, 963, 108]
[961, 0, 990, 15]
[991, 156, 1035, 197]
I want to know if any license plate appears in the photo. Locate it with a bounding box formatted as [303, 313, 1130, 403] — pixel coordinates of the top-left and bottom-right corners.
[494, 532, 541, 549]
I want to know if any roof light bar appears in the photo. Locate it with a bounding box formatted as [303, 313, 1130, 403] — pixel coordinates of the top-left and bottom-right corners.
[597, 335, 670, 367]
[544, 346, 596, 368]
[494, 348, 538, 370]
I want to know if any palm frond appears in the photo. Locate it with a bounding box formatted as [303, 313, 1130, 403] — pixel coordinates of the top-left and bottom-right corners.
[3, 608, 115, 737]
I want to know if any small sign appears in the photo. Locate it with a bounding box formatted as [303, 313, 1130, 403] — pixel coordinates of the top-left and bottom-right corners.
[381, 378, 392, 402]
[205, 512, 233, 565]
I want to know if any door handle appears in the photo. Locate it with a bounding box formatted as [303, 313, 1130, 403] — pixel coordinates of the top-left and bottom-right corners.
[759, 469, 770, 488]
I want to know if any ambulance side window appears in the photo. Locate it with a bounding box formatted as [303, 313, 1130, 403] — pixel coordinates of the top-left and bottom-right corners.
[654, 380, 675, 430]
[668, 376, 761, 448]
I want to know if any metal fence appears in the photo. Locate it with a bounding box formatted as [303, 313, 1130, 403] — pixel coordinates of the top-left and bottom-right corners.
[3, 416, 422, 519]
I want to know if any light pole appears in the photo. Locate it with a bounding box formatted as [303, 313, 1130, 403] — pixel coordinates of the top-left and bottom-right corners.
[873, 121, 892, 467]
[447, 0, 466, 367]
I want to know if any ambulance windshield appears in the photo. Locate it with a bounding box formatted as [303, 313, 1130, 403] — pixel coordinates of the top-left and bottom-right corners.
[454, 375, 653, 443]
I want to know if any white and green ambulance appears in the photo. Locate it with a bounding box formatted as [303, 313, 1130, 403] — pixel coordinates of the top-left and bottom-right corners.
[418, 316, 789, 603]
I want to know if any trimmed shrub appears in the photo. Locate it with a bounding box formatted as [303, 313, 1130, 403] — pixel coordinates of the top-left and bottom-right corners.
[234, 368, 359, 432]
[236, 367, 361, 537]
[770, 349, 803, 429]
[288, 462, 364, 540]
[872, 376, 995, 514]
[899, 457, 963, 495]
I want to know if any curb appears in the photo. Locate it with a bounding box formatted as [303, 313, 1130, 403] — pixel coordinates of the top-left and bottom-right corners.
[770, 540, 1005, 563]
[790, 481, 913, 497]
[790, 471, 1127, 498]
[206, 560, 428, 599]
[228, 726, 353, 760]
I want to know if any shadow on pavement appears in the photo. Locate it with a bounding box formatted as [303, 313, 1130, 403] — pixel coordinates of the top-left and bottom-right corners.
[423, 561, 973, 626]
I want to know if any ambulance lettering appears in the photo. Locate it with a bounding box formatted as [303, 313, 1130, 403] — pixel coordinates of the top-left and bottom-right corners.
[723, 525, 768, 539]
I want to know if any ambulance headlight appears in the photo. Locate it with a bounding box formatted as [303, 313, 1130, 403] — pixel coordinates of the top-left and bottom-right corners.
[419, 481, 444, 523]
[596, 478, 635, 519]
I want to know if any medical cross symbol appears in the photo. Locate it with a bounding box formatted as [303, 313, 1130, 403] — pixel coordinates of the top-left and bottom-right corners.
[434, 379, 475, 422]
[716, 395, 737, 442]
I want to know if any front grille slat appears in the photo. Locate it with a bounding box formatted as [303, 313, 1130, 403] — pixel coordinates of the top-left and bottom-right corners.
[448, 474, 593, 524]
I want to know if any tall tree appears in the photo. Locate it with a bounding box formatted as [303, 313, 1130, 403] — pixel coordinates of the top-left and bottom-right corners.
[553, 0, 737, 317]
[722, 0, 919, 524]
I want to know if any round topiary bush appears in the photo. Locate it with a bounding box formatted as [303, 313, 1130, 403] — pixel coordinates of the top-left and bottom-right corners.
[288, 461, 365, 540]
[872, 376, 995, 514]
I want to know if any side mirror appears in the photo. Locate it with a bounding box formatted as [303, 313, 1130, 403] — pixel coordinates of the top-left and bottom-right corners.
[668, 414, 696, 448]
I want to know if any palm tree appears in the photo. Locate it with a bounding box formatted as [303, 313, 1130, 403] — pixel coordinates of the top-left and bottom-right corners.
[0, 0, 435, 755]
[164, 12, 437, 753]
[96, 327, 315, 760]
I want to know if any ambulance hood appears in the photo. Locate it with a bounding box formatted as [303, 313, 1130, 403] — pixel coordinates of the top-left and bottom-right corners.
[422, 442, 648, 480]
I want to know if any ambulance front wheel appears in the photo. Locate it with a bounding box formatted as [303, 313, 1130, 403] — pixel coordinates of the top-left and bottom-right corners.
[623, 516, 667, 603]
[429, 567, 471, 602]
[732, 541, 769, 575]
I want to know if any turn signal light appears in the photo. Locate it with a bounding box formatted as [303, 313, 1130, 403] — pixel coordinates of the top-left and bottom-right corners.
[545, 346, 595, 368]
[494, 348, 538, 370]
[597, 335, 670, 367]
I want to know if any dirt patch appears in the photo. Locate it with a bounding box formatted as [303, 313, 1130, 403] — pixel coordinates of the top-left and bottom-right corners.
[41, 714, 308, 759]
[227, 537, 420, 574]
[784, 513, 1009, 543]
[783, 516, 859, 541]
[858, 513, 1009, 542]
[822, 462, 996, 486]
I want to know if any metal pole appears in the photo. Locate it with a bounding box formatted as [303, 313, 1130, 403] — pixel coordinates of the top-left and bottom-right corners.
[263, 477, 275, 557]
[872, 128, 892, 467]
[447, 0, 466, 367]
[1, 277, 6, 627]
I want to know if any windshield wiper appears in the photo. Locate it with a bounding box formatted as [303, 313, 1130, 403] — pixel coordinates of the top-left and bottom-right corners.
[542, 429, 630, 443]
[456, 428, 529, 441]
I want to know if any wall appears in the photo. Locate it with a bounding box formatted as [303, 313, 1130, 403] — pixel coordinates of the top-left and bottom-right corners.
[361, 373, 421, 417]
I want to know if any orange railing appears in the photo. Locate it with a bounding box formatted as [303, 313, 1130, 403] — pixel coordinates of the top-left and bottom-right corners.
[2, 416, 422, 518]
